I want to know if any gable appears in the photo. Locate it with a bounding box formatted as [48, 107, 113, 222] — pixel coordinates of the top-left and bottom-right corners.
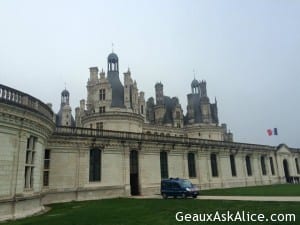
[276, 144, 291, 154]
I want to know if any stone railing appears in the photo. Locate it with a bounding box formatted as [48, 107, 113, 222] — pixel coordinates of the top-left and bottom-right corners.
[0, 84, 54, 120]
[55, 126, 275, 151]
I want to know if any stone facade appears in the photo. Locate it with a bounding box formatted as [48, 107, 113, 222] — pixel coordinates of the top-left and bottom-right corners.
[0, 52, 300, 221]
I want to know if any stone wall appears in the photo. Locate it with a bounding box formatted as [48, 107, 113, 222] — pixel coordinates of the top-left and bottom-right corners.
[0, 84, 55, 221]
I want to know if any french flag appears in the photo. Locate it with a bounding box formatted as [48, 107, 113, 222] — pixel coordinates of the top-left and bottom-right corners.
[267, 128, 278, 136]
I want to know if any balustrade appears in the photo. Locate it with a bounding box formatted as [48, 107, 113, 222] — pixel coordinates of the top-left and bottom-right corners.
[0, 84, 53, 120]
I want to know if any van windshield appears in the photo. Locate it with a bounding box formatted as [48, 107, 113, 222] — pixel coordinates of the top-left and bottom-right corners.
[180, 180, 193, 188]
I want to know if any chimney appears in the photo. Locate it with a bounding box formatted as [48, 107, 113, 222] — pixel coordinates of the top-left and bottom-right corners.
[89, 67, 99, 82]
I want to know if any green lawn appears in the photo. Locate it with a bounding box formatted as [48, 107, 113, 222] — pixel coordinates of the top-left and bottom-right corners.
[200, 184, 300, 196]
[3, 198, 300, 225]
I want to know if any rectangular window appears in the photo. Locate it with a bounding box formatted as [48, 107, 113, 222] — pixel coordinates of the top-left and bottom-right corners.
[43, 149, 50, 187]
[295, 158, 300, 174]
[261, 156, 267, 175]
[160, 151, 168, 179]
[89, 149, 101, 182]
[210, 154, 218, 177]
[270, 157, 275, 175]
[188, 152, 196, 178]
[99, 106, 105, 113]
[246, 155, 252, 176]
[230, 154, 237, 177]
[141, 105, 144, 114]
[25, 136, 36, 189]
[99, 89, 106, 101]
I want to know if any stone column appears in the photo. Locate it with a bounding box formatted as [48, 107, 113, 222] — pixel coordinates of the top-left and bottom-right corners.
[219, 150, 231, 188]
[237, 152, 247, 186]
[138, 148, 144, 195]
[77, 146, 89, 188]
[252, 153, 262, 185]
[123, 146, 130, 196]
[197, 149, 209, 189]
[14, 132, 29, 195]
[276, 154, 286, 183]
[183, 150, 188, 179]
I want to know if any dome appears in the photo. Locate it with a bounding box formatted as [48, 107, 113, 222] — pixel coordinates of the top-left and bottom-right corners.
[61, 89, 69, 96]
[191, 79, 199, 87]
[108, 52, 118, 61]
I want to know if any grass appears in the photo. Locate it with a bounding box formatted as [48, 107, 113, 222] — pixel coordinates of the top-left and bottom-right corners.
[3, 198, 300, 225]
[200, 184, 300, 196]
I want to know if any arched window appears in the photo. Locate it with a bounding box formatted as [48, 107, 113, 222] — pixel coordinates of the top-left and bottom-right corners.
[295, 158, 300, 174]
[230, 154, 237, 177]
[210, 153, 218, 177]
[261, 156, 267, 175]
[89, 148, 101, 182]
[188, 152, 196, 178]
[160, 151, 168, 179]
[246, 155, 252, 176]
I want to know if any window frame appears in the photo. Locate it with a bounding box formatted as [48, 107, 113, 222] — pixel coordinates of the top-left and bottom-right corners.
[187, 152, 196, 178]
[210, 153, 218, 177]
[89, 148, 102, 182]
[230, 154, 237, 177]
[160, 151, 169, 179]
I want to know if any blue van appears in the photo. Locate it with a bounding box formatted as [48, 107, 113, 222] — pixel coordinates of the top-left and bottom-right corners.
[161, 178, 199, 199]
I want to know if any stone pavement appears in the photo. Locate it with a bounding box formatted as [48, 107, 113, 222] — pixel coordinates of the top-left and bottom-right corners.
[130, 195, 300, 202]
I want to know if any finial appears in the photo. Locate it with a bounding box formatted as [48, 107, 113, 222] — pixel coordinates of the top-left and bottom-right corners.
[64, 82, 66, 90]
[193, 69, 196, 79]
[112, 43, 114, 53]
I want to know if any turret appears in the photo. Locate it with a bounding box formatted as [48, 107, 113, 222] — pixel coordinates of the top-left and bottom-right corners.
[155, 82, 164, 105]
[56, 88, 74, 127]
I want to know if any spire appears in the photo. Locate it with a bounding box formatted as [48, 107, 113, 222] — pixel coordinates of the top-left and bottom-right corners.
[193, 69, 196, 80]
[112, 42, 114, 53]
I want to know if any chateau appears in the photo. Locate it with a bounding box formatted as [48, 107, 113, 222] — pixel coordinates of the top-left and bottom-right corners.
[0, 51, 299, 221]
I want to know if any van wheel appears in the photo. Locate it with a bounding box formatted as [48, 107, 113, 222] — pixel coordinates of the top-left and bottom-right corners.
[182, 193, 187, 199]
[162, 193, 168, 199]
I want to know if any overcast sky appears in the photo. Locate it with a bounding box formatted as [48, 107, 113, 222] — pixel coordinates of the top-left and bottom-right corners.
[1, 0, 299, 147]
